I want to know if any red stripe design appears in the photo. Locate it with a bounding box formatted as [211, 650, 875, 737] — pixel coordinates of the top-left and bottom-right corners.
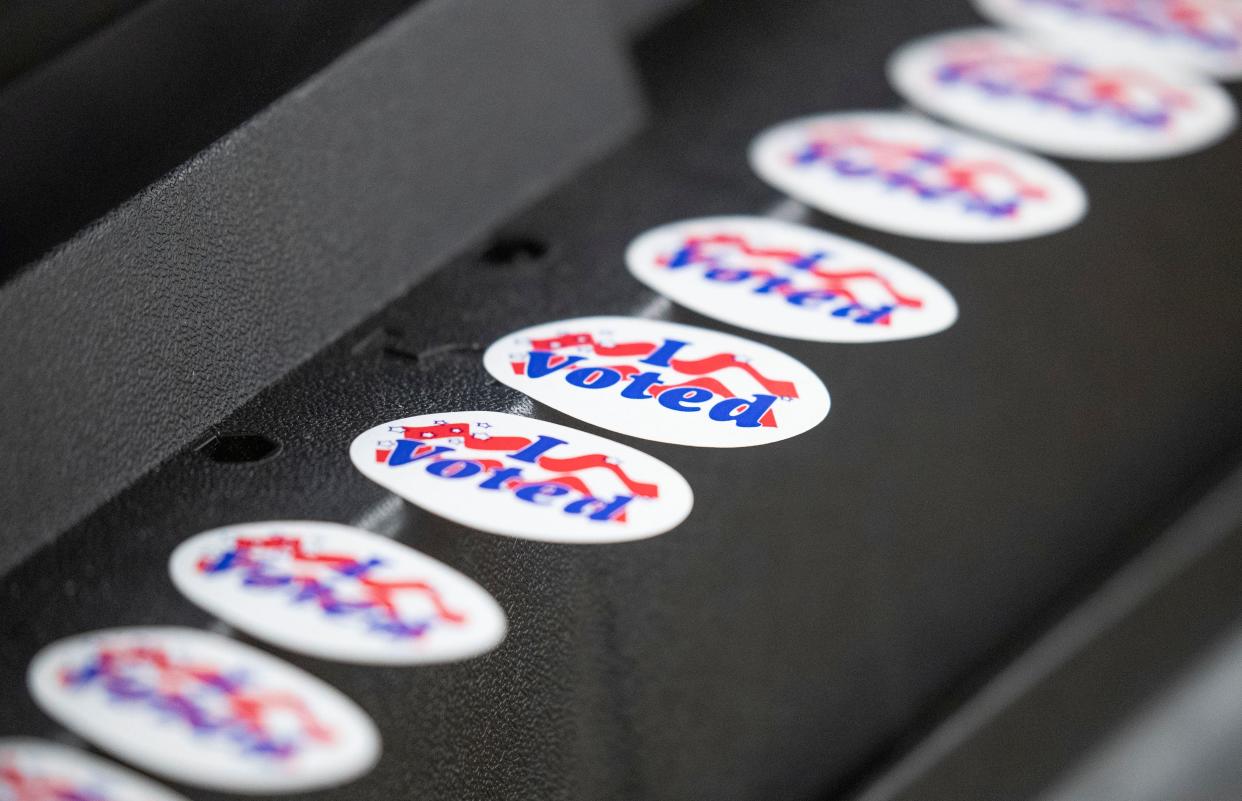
[400, 422, 533, 452]
[528, 333, 657, 357]
[668, 353, 799, 398]
[806, 266, 924, 309]
[226, 536, 466, 625]
[389, 422, 662, 497]
[683, 233, 806, 262]
[536, 453, 659, 498]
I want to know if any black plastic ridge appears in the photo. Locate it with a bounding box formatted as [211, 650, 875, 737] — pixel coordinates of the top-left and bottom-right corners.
[0, 0, 644, 573]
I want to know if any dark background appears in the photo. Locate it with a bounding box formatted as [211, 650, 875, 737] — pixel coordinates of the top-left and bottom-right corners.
[0, 0, 418, 279]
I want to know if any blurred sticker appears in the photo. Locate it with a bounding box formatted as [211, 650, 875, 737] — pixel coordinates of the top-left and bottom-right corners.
[482, 316, 830, 447]
[0, 738, 190, 801]
[973, 0, 1242, 80]
[626, 216, 958, 340]
[888, 27, 1236, 159]
[351, 412, 693, 543]
[27, 627, 380, 794]
[749, 111, 1087, 241]
[169, 521, 507, 664]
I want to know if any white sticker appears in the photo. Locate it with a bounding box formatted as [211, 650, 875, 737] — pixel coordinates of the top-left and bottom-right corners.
[0, 738, 190, 801]
[482, 317, 830, 447]
[169, 521, 507, 664]
[888, 27, 1237, 160]
[350, 412, 693, 542]
[973, 0, 1242, 80]
[626, 216, 959, 340]
[27, 627, 380, 795]
[749, 112, 1087, 241]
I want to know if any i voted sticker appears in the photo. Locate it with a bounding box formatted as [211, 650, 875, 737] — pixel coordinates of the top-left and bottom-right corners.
[974, 0, 1242, 80]
[482, 317, 830, 447]
[626, 216, 958, 340]
[169, 521, 507, 664]
[28, 627, 380, 794]
[749, 112, 1087, 241]
[0, 738, 190, 801]
[888, 27, 1237, 159]
[351, 412, 693, 543]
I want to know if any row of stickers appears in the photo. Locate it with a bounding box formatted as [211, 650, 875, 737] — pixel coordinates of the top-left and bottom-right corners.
[10, 1, 1242, 798]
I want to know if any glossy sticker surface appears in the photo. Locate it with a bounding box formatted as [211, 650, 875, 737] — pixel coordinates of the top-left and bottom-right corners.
[482, 317, 830, 447]
[749, 112, 1087, 241]
[888, 27, 1236, 159]
[0, 738, 190, 801]
[169, 521, 507, 664]
[27, 627, 380, 795]
[351, 412, 693, 542]
[626, 216, 958, 340]
[974, 0, 1242, 80]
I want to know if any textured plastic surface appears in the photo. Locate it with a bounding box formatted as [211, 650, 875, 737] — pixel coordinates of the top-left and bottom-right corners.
[0, 0, 423, 276]
[0, 0, 643, 573]
[853, 461, 1242, 801]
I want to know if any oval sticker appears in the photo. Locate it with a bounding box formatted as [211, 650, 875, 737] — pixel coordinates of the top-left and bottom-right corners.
[482, 317, 830, 447]
[169, 521, 507, 664]
[27, 627, 380, 794]
[626, 216, 959, 340]
[350, 412, 693, 542]
[888, 27, 1237, 160]
[0, 738, 191, 801]
[749, 112, 1087, 241]
[973, 0, 1242, 80]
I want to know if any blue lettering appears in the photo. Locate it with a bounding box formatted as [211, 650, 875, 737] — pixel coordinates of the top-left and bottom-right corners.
[478, 466, 526, 489]
[426, 459, 483, 479]
[566, 367, 621, 389]
[666, 245, 696, 268]
[564, 495, 633, 522]
[704, 267, 752, 282]
[515, 483, 571, 504]
[520, 342, 793, 431]
[387, 442, 452, 467]
[405, 451, 641, 524]
[752, 276, 793, 294]
[640, 338, 689, 368]
[507, 435, 566, 463]
[786, 290, 835, 308]
[709, 394, 777, 428]
[620, 371, 664, 399]
[525, 351, 585, 378]
[789, 251, 828, 271]
[853, 305, 894, 325]
[657, 386, 713, 411]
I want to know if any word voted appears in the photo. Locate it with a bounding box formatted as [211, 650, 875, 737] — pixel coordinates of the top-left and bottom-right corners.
[662, 234, 919, 325]
[513, 335, 788, 428]
[379, 422, 646, 523]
